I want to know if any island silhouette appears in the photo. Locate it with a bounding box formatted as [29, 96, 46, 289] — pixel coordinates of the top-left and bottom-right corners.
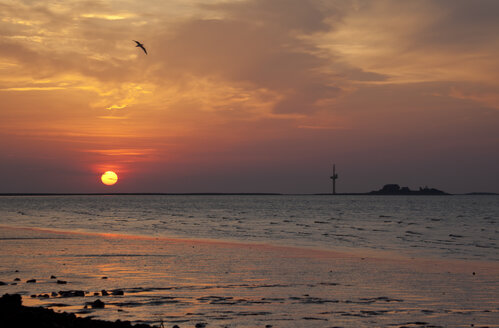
[368, 184, 449, 195]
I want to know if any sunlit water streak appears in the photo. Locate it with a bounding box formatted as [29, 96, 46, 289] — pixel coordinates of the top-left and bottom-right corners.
[0, 195, 498, 327]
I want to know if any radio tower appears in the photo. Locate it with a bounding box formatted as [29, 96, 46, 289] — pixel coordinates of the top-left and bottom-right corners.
[330, 164, 338, 195]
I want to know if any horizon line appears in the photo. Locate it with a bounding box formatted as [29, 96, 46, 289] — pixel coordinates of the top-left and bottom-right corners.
[0, 192, 497, 196]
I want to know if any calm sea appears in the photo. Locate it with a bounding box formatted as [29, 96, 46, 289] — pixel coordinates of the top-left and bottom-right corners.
[1, 195, 497, 261]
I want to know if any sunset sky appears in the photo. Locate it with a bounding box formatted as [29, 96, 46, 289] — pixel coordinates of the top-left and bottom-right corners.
[1, 0, 498, 193]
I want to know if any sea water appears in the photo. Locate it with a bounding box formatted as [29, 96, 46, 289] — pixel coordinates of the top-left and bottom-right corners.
[0, 195, 498, 327]
[0, 195, 497, 261]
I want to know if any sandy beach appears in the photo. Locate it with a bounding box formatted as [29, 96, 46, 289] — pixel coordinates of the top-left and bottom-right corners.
[1, 225, 498, 327]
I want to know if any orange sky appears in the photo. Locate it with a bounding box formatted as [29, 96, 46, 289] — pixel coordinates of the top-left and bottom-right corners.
[1, 0, 498, 193]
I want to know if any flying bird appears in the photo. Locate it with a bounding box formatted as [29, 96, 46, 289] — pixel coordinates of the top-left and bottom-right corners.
[133, 40, 147, 55]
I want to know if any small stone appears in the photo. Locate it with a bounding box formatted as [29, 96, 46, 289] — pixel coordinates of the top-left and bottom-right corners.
[14, 278, 20, 281]
[112, 289, 124, 296]
[59, 290, 85, 297]
[101, 290, 109, 296]
[51, 292, 58, 297]
[57, 280, 67, 284]
[91, 299, 105, 309]
[472, 272, 476, 275]
[172, 325, 180, 328]
[0, 281, 7, 286]
[26, 279, 36, 283]
[50, 275, 57, 279]
[195, 323, 207, 328]
[101, 276, 108, 279]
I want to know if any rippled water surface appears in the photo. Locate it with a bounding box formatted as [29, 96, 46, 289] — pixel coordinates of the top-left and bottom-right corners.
[0, 195, 498, 327]
[0, 195, 497, 261]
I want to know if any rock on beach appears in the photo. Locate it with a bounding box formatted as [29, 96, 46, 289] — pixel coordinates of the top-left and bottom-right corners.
[0, 293, 153, 328]
[90, 299, 105, 309]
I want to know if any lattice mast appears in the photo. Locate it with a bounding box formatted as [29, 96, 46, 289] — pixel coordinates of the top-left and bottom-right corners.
[330, 164, 338, 195]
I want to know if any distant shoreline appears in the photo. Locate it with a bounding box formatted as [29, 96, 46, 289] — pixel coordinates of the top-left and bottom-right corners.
[0, 192, 497, 196]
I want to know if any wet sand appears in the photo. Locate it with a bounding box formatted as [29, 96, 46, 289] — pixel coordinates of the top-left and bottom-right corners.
[0, 225, 498, 327]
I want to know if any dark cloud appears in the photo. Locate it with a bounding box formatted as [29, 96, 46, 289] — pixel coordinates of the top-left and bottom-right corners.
[204, 0, 342, 33]
[153, 0, 348, 114]
[425, 0, 499, 46]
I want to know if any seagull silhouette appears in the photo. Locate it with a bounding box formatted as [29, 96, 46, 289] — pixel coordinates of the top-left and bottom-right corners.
[133, 40, 147, 55]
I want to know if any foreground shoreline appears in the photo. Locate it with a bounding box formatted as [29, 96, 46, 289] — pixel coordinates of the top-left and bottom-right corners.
[1, 221, 498, 327]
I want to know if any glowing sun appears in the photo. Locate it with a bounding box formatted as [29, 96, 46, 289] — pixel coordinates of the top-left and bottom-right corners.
[101, 171, 118, 186]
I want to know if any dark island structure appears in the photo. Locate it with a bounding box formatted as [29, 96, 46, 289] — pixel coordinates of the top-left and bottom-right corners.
[325, 165, 450, 195]
[369, 184, 449, 195]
